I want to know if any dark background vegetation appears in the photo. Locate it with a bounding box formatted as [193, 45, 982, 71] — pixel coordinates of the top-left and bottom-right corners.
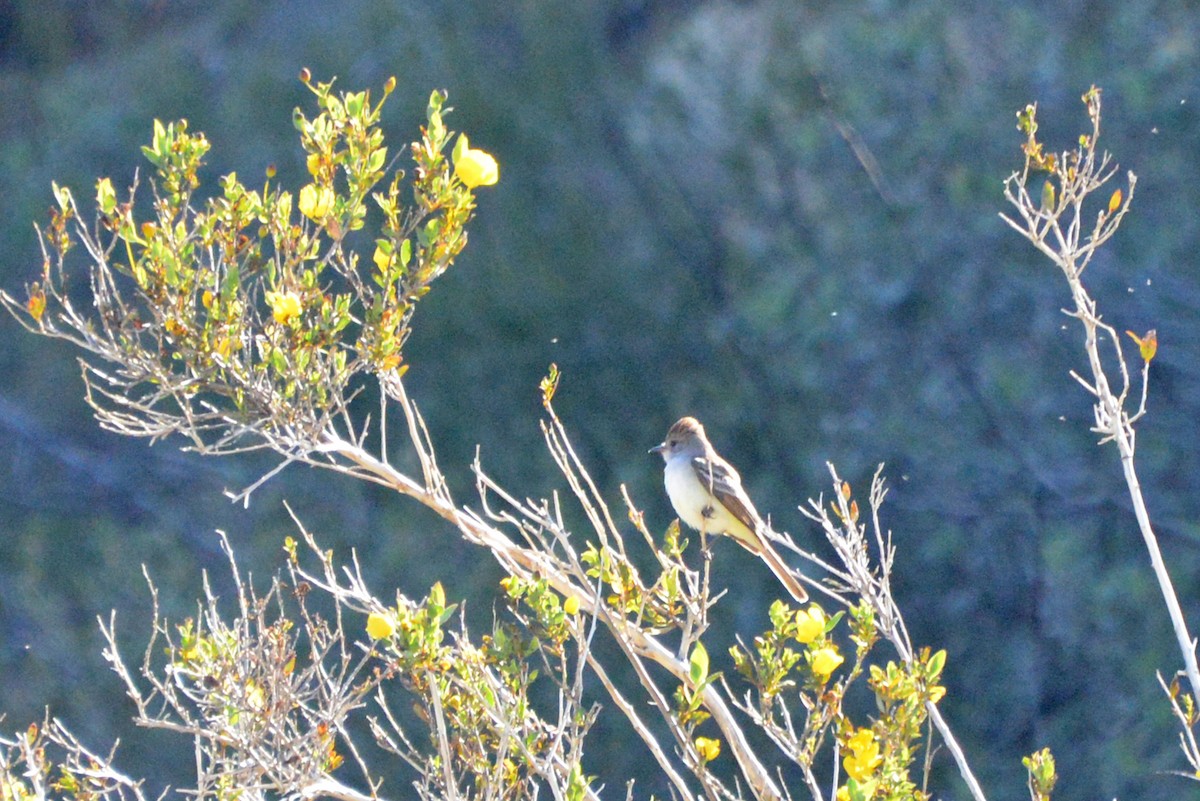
[2, 1, 1199, 799]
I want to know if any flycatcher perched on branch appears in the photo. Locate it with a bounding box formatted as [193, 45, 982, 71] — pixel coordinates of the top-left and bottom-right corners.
[651, 417, 808, 603]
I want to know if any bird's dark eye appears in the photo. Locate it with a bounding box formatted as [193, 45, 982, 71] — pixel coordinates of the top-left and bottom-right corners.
[669, 439, 677, 447]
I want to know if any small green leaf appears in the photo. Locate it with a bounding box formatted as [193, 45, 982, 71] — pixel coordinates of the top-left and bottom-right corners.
[1041, 180, 1055, 211]
[427, 89, 446, 116]
[51, 181, 73, 212]
[419, 218, 441, 247]
[928, 648, 947, 677]
[426, 90, 447, 144]
[689, 641, 709, 686]
[96, 178, 117, 215]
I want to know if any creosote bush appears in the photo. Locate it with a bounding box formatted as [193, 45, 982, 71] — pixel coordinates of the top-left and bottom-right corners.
[12, 72, 490, 454]
[0, 79, 1194, 801]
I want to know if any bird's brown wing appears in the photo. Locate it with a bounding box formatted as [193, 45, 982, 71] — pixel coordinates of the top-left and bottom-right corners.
[691, 455, 763, 536]
[692, 456, 808, 602]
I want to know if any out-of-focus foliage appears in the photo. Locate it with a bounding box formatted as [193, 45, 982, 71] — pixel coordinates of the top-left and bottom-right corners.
[2, 2, 1199, 801]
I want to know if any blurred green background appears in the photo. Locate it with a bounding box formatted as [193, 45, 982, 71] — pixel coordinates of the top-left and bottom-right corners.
[2, 1, 1200, 799]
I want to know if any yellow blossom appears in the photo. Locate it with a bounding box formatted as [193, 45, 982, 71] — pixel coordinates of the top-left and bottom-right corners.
[694, 736, 721, 762]
[564, 595, 580, 615]
[26, 286, 46, 322]
[454, 134, 499, 188]
[811, 646, 844, 678]
[298, 183, 334, 221]
[847, 728, 875, 754]
[213, 336, 235, 360]
[373, 242, 392, 272]
[366, 611, 396, 640]
[265, 290, 303, 324]
[794, 605, 826, 643]
[843, 729, 882, 781]
[164, 317, 187, 337]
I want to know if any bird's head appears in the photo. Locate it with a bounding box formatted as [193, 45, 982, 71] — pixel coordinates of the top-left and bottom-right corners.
[649, 416, 706, 461]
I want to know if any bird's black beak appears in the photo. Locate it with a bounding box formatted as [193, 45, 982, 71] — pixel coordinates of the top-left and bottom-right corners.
[649, 442, 666, 455]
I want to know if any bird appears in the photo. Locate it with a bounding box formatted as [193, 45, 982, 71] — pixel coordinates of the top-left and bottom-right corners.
[650, 416, 808, 603]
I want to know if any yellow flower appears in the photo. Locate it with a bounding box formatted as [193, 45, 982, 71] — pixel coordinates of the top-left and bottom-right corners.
[811, 646, 844, 678]
[366, 611, 396, 640]
[847, 728, 874, 754]
[794, 605, 826, 643]
[694, 736, 721, 762]
[843, 729, 882, 781]
[373, 241, 393, 272]
[298, 182, 334, 221]
[213, 336, 236, 360]
[454, 134, 499, 188]
[265, 290, 303, 324]
[26, 286, 46, 322]
[564, 595, 580, 615]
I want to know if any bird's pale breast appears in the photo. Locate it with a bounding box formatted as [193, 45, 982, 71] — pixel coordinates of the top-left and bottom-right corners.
[663, 456, 754, 542]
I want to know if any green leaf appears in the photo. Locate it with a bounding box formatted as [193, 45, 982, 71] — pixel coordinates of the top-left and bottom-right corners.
[845, 777, 870, 801]
[768, 599, 789, 628]
[142, 120, 167, 168]
[51, 181, 73, 212]
[427, 89, 446, 117]
[1041, 180, 1055, 210]
[96, 178, 117, 215]
[399, 238, 412, 268]
[419, 218, 441, 248]
[426, 90, 448, 146]
[689, 641, 709, 686]
[435, 605, 457, 627]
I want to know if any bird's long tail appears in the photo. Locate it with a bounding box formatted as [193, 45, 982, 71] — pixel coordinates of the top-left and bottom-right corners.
[744, 531, 808, 603]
